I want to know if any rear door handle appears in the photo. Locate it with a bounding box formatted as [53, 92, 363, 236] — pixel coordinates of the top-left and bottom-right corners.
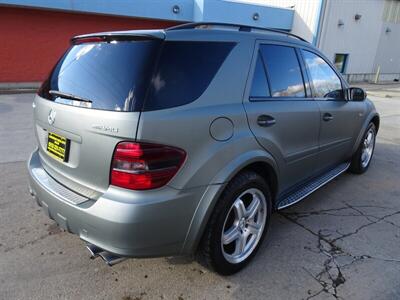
[257, 115, 276, 127]
[323, 113, 333, 122]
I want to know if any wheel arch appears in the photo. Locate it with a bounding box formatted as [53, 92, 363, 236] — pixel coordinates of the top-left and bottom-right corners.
[238, 161, 278, 204]
[371, 114, 380, 132]
[352, 112, 380, 155]
[180, 150, 279, 255]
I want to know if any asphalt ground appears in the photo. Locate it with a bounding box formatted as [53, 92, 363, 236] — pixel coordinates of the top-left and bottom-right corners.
[0, 84, 399, 299]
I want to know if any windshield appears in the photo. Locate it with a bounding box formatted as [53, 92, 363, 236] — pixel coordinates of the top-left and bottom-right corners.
[38, 40, 161, 111]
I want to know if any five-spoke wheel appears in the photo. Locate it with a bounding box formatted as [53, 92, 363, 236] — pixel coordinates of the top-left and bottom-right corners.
[350, 123, 376, 174]
[361, 127, 375, 168]
[221, 188, 267, 264]
[199, 171, 271, 275]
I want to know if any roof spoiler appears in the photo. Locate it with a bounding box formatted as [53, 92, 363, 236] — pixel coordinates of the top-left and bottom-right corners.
[71, 30, 166, 44]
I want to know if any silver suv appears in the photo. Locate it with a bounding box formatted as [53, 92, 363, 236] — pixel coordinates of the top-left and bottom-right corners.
[28, 23, 379, 275]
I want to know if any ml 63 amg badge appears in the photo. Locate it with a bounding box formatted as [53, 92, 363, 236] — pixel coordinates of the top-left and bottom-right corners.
[91, 124, 119, 133]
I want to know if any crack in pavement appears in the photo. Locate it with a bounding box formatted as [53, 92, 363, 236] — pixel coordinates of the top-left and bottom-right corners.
[2, 224, 63, 253]
[342, 203, 400, 230]
[331, 204, 400, 243]
[280, 203, 400, 299]
[2, 232, 51, 253]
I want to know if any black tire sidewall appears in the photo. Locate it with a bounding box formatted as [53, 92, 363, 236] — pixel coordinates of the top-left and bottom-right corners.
[207, 172, 272, 275]
[351, 123, 376, 174]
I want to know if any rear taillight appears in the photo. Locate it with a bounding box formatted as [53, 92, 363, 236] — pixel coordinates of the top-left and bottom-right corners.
[110, 142, 186, 190]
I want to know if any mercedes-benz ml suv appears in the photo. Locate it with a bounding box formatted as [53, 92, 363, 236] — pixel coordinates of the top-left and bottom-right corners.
[28, 23, 379, 275]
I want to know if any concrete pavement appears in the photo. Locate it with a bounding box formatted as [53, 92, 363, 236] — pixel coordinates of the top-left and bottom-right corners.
[0, 86, 399, 300]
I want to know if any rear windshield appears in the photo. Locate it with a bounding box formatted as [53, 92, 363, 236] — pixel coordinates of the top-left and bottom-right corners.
[38, 40, 161, 111]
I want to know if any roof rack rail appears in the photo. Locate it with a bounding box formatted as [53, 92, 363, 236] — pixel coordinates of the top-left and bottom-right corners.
[166, 22, 308, 43]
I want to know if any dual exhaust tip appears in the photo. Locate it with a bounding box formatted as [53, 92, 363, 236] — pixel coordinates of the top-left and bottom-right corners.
[86, 243, 126, 266]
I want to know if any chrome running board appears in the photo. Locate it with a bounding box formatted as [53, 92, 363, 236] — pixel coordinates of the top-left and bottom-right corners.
[86, 243, 127, 266]
[277, 162, 350, 210]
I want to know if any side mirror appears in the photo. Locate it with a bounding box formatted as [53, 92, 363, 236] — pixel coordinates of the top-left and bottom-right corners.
[349, 87, 367, 101]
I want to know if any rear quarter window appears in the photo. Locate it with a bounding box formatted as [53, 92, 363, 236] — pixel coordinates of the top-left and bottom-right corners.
[250, 53, 271, 99]
[143, 41, 235, 111]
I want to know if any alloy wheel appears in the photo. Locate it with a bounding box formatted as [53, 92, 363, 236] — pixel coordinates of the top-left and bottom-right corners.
[221, 188, 267, 264]
[361, 127, 375, 168]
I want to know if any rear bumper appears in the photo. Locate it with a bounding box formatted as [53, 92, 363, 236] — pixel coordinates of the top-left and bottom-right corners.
[27, 148, 206, 257]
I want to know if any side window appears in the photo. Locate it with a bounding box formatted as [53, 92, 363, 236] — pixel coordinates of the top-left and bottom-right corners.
[250, 53, 270, 99]
[302, 50, 343, 99]
[144, 41, 235, 111]
[260, 45, 306, 98]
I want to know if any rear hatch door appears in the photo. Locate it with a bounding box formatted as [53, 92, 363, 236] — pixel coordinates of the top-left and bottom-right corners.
[33, 33, 163, 198]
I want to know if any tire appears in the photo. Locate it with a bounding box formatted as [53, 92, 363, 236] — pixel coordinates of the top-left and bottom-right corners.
[199, 171, 272, 275]
[349, 123, 376, 174]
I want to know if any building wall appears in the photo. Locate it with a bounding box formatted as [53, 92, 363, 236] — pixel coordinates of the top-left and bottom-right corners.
[374, 22, 400, 74]
[0, 0, 195, 22]
[199, 0, 293, 30]
[316, 0, 400, 78]
[254, 0, 400, 79]
[0, 1, 294, 83]
[374, 0, 400, 75]
[0, 7, 177, 83]
[248, 0, 322, 43]
[318, 0, 385, 74]
[0, 0, 294, 30]
[2, 0, 398, 83]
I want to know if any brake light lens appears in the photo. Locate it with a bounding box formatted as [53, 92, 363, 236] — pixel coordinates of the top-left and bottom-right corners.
[110, 142, 186, 190]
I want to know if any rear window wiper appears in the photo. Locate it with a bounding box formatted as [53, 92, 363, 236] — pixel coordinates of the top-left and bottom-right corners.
[49, 90, 93, 103]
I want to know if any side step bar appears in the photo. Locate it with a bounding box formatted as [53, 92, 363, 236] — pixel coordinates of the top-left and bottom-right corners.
[277, 162, 350, 210]
[86, 243, 127, 266]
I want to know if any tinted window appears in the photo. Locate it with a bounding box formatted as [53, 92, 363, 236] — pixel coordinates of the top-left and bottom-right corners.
[144, 41, 235, 111]
[39, 40, 161, 111]
[302, 50, 343, 99]
[250, 53, 270, 99]
[260, 45, 305, 98]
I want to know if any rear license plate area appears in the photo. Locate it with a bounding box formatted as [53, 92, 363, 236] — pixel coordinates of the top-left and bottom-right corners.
[47, 132, 70, 162]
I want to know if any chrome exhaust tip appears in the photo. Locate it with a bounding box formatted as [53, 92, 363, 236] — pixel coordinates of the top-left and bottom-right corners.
[98, 251, 127, 266]
[86, 243, 103, 258]
[86, 243, 126, 266]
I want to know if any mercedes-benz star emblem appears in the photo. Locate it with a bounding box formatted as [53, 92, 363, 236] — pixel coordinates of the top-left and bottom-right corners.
[48, 109, 56, 125]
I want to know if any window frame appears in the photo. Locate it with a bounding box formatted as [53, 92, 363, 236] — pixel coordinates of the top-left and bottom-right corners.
[247, 41, 312, 102]
[299, 48, 349, 101]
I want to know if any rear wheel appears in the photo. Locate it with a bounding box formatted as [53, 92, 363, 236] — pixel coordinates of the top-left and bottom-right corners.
[350, 123, 376, 174]
[199, 171, 272, 275]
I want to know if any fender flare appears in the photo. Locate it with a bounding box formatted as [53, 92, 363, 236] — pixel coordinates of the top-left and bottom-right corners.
[351, 112, 380, 155]
[180, 149, 278, 254]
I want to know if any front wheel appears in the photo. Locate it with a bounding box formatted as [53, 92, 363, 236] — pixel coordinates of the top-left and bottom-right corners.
[349, 123, 376, 174]
[199, 171, 272, 275]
